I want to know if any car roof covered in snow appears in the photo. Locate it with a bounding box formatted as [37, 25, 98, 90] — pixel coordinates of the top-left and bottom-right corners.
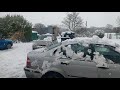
[61, 31, 75, 36]
[61, 37, 120, 48]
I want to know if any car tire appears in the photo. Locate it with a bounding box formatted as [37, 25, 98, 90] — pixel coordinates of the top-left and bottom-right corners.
[7, 44, 12, 49]
[41, 72, 64, 78]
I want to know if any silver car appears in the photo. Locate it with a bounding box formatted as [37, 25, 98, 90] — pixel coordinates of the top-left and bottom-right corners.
[24, 38, 120, 78]
[32, 34, 53, 50]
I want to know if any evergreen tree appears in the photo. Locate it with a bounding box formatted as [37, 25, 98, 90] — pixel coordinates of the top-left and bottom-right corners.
[0, 15, 32, 42]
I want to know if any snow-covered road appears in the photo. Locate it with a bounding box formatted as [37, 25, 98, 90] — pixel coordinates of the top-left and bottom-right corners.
[0, 42, 33, 78]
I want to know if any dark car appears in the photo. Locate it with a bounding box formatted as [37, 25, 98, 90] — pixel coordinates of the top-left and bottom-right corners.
[61, 31, 75, 42]
[32, 34, 53, 50]
[0, 39, 13, 50]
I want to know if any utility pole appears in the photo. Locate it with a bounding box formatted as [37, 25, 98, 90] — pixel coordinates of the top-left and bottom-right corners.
[85, 21, 88, 37]
[86, 21, 87, 28]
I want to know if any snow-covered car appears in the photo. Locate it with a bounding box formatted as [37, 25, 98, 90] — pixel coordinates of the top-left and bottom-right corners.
[32, 34, 53, 50]
[24, 37, 120, 78]
[61, 31, 75, 42]
[0, 39, 13, 50]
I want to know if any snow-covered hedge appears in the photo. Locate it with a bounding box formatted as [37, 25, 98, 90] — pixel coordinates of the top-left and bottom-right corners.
[94, 30, 105, 38]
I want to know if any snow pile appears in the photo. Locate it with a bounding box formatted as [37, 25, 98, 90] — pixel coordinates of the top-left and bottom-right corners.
[93, 52, 108, 67]
[0, 42, 33, 78]
[62, 35, 120, 51]
[63, 45, 74, 58]
[72, 52, 85, 60]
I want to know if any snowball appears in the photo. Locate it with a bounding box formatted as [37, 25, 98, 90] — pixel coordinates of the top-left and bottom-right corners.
[92, 35, 100, 43]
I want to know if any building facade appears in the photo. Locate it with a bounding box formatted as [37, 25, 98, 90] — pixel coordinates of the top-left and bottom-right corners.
[105, 33, 120, 39]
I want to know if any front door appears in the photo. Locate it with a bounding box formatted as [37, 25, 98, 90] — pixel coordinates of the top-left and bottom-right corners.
[97, 63, 120, 78]
[60, 43, 98, 78]
[94, 44, 120, 78]
[60, 59, 98, 78]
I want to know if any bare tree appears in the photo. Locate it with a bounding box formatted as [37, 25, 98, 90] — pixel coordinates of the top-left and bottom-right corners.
[33, 23, 46, 34]
[62, 12, 83, 31]
[106, 24, 113, 29]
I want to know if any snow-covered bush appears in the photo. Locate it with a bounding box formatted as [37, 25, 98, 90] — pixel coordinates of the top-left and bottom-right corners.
[94, 30, 105, 38]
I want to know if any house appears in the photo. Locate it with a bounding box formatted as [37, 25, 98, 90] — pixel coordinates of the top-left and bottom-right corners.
[104, 33, 120, 39]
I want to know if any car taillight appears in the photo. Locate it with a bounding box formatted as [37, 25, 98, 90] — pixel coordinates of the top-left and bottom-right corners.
[26, 57, 31, 68]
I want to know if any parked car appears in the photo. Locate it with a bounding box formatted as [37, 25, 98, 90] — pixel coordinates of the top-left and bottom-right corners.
[32, 34, 53, 50]
[0, 39, 13, 50]
[24, 37, 120, 78]
[61, 31, 75, 42]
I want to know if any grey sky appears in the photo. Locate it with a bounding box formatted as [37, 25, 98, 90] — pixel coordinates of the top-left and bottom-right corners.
[0, 12, 120, 27]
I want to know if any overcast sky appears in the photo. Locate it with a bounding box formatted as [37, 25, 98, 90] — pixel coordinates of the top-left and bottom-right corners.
[0, 12, 120, 27]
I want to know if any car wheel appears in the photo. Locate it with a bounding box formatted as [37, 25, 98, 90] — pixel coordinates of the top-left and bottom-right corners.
[42, 72, 64, 78]
[7, 44, 12, 49]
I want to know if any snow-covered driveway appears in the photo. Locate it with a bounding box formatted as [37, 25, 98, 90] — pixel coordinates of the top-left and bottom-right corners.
[0, 42, 33, 78]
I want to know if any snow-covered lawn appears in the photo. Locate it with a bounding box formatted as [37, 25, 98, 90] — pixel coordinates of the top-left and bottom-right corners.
[0, 42, 33, 78]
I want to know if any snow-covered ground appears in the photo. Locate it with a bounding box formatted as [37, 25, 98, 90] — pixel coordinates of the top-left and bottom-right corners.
[0, 37, 120, 78]
[0, 42, 33, 78]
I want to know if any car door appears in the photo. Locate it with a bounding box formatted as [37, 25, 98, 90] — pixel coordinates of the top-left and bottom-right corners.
[59, 43, 98, 78]
[94, 44, 120, 78]
[60, 59, 98, 78]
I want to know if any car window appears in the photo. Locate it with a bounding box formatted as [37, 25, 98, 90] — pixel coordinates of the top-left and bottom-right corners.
[94, 45, 120, 64]
[71, 43, 85, 53]
[95, 45, 110, 53]
[95, 45, 119, 54]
